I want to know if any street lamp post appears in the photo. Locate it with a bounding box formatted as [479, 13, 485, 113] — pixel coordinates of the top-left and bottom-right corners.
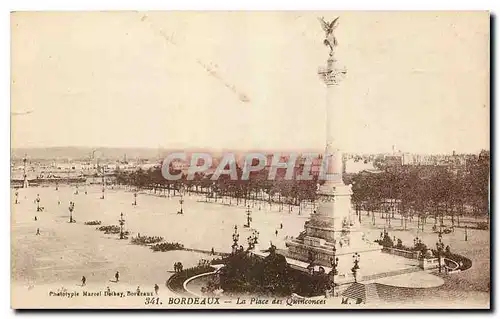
[179, 195, 184, 214]
[15, 191, 19, 204]
[68, 201, 75, 223]
[387, 210, 392, 228]
[232, 225, 239, 254]
[36, 194, 41, 212]
[329, 241, 339, 297]
[247, 230, 259, 250]
[436, 229, 445, 273]
[133, 191, 137, 206]
[465, 225, 468, 241]
[352, 253, 360, 283]
[245, 205, 251, 228]
[100, 167, 105, 199]
[119, 212, 126, 239]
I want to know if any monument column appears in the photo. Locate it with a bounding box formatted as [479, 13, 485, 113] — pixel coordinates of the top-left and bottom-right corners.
[315, 47, 352, 235]
[321, 56, 346, 186]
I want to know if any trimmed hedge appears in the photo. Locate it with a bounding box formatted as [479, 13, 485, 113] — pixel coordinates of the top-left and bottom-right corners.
[167, 265, 215, 294]
[150, 242, 184, 252]
[131, 235, 164, 245]
[85, 220, 102, 225]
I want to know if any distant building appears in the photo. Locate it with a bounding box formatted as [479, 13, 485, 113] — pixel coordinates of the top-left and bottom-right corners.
[384, 154, 403, 167]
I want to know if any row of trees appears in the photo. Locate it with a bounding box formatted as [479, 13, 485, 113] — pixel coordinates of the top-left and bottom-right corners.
[115, 163, 319, 211]
[349, 152, 490, 228]
[113, 152, 489, 226]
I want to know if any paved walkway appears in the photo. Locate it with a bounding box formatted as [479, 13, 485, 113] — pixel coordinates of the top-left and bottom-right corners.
[361, 266, 421, 282]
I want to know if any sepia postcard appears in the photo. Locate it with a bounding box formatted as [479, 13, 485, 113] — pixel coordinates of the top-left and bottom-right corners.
[10, 11, 490, 309]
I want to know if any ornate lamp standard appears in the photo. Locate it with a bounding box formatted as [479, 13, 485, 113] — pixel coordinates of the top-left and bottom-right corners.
[179, 194, 184, 214]
[100, 167, 105, 199]
[329, 241, 339, 296]
[351, 253, 360, 283]
[231, 225, 239, 254]
[245, 205, 252, 228]
[413, 236, 418, 247]
[436, 229, 445, 273]
[68, 201, 75, 223]
[22, 154, 29, 188]
[247, 230, 259, 250]
[36, 194, 41, 212]
[247, 236, 253, 250]
[307, 250, 316, 273]
[258, 192, 262, 211]
[119, 212, 126, 239]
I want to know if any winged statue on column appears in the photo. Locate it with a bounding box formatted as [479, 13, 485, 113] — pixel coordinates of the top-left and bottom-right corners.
[318, 16, 340, 56]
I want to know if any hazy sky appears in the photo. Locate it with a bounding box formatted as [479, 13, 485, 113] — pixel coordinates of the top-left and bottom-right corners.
[11, 11, 489, 153]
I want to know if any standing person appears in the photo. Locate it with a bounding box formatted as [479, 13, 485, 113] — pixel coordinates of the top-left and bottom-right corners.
[211, 247, 215, 255]
[154, 284, 159, 295]
[280, 223, 283, 229]
[34, 216, 37, 221]
[275, 229, 278, 237]
[81, 276, 86, 286]
[36, 228, 40, 235]
[115, 271, 120, 282]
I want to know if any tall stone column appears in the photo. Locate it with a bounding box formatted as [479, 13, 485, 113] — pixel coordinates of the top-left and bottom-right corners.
[321, 56, 346, 185]
[314, 55, 352, 235]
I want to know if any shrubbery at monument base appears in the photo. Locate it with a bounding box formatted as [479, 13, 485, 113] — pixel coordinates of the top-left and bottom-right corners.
[207, 249, 330, 297]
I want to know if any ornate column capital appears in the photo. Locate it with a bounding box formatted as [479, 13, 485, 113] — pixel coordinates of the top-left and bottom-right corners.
[318, 58, 347, 86]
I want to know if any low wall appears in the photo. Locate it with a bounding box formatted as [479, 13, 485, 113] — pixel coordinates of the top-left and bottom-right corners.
[183, 269, 221, 297]
[382, 247, 419, 259]
[419, 257, 442, 270]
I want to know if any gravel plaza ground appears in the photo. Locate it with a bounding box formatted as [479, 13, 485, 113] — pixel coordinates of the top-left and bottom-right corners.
[11, 185, 490, 308]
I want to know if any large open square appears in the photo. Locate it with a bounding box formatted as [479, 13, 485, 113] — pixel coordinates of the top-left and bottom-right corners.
[11, 185, 490, 308]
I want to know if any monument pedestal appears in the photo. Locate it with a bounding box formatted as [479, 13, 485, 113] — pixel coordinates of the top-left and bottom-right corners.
[286, 182, 381, 269]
